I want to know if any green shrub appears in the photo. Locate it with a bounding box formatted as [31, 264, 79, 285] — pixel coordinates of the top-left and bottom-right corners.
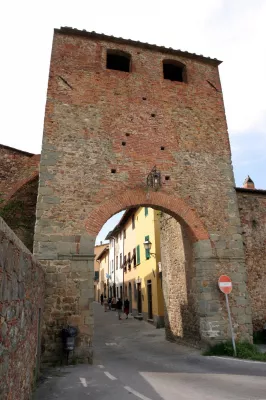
[204, 341, 266, 361]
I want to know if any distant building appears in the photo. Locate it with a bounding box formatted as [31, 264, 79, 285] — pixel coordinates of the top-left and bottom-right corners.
[93, 243, 107, 301]
[107, 207, 164, 327]
[96, 246, 109, 299]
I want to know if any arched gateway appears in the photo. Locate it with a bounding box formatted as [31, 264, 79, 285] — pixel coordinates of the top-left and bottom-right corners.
[34, 27, 252, 363]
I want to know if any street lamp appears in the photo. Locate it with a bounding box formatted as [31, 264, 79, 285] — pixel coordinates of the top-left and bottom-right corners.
[143, 240, 156, 256]
[146, 166, 161, 191]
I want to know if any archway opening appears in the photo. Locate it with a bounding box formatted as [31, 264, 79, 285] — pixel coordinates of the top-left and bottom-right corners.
[93, 204, 201, 346]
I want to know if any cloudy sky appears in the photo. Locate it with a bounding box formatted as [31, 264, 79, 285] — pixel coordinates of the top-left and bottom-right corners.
[1, 0, 265, 243]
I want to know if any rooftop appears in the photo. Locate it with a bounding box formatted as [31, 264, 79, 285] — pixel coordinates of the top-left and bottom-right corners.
[55, 27, 222, 66]
[0, 144, 35, 157]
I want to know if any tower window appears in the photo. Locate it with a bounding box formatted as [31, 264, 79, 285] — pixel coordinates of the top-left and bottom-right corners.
[163, 60, 186, 82]
[106, 50, 131, 72]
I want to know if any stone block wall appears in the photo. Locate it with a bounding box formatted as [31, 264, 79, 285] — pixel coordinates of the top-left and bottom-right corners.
[160, 214, 200, 345]
[237, 189, 266, 331]
[160, 212, 253, 346]
[0, 217, 44, 400]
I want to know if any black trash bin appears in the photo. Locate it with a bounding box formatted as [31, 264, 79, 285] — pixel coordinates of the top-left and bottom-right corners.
[62, 325, 78, 364]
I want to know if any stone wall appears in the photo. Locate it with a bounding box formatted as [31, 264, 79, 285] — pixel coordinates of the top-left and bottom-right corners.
[237, 188, 266, 332]
[0, 217, 44, 400]
[160, 214, 200, 345]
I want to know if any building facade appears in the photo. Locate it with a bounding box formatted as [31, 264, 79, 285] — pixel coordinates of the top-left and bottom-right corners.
[96, 245, 109, 299]
[93, 243, 106, 301]
[106, 230, 124, 299]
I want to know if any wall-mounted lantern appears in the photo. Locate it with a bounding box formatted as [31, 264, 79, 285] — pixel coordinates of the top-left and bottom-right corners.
[146, 166, 161, 191]
[143, 240, 156, 257]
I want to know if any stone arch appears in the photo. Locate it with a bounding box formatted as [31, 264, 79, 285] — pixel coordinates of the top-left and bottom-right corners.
[4, 155, 40, 203]
[85, 188, 209, 242]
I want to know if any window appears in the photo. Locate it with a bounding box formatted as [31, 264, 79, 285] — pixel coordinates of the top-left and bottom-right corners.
[120, 253, 122, 268]
[116, 255, 118, 270]
[117, 287, 119, 298]
[124, 255, 127, 270]
[124, 229, 126, 239]
[163, 60, 186, 82]
[145, 235, 150, 259]
[132, 214, 135, 230]
[136, 245, 140, 265]
[133, 248, 136, 268]
[106, 50, 131, 72]
[145, 207, 149, 217]
[111, 260, 114, 273]
[128, 252, 131, 270]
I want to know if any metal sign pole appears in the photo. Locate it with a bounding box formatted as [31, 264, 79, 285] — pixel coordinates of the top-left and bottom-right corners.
[225, 293, 237, 357]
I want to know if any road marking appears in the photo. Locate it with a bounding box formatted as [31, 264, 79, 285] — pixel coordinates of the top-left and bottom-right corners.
[80, 377, 87, 387]
[208, 356, 266, 365]
[104, 371, 117, 380]
[98, 364, 105, 369]
[124, 386, 152, 400]
[105, 342, 117, 346]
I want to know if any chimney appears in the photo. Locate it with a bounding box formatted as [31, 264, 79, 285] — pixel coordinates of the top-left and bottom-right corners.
[243, 176, 255, 189]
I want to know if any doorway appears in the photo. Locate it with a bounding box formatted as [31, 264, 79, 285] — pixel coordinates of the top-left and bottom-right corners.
[137, 283, 142, 314]
[147, 280, 153, 320]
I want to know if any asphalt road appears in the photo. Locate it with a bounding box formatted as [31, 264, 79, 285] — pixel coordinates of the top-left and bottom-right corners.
[34, 302, 266, 400]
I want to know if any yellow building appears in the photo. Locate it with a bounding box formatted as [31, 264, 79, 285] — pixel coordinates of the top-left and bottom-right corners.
[111, 207, 164, 327]
[95, 245, 109, 299]
[94, 243, 107, 301]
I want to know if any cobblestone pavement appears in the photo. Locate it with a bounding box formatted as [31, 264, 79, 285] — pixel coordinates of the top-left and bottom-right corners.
[34, 302, 266, 400]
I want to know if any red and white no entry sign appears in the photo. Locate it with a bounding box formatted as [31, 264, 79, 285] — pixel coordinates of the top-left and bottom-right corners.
[218, 275, 232, 294]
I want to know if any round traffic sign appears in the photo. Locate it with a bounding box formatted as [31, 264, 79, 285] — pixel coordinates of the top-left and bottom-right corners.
[218, 275, 232, 294]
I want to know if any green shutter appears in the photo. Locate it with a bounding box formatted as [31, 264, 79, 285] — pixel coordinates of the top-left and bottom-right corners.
[136, 245, 140, 265]
[145, 235, 150, 259]
[145, 207, 148, 216]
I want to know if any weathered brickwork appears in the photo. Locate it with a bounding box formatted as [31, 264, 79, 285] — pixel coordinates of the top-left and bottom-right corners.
[1, 178, 38, 252]
[0, 217, 44, 400]
[34, 27, 252, 360]
[0, 144, 39, 202]
[237, 189, 266, 332]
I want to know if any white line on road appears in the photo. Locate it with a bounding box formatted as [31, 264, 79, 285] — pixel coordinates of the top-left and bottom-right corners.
[104, 371, 117, 380]
[80, 377, 87, 387]
[208, 356, 266, 365]
[124, 386, 153, 400]
[98, 364, 105, 369]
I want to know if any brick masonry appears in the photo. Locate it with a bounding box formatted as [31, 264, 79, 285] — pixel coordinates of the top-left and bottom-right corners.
[33, 27, 253, 359]
[0, 217, 44, 400]
[237, 189, 266, 332]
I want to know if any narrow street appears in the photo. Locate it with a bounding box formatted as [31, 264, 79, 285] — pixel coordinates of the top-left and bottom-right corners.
[34, 303, 266, 400]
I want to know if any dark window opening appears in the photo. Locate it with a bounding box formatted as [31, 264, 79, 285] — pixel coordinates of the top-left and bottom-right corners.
[161, 146, 165, 150]
[111, 169, 116, 173]
[163, 61, 186, 82]
[128, 252, 131, 270]
[122, 141, 126, 146]
[132, 214, 135, 230]
[107, 51, 131, 72]
[125, 133, 130, 137]
[165, 175, 170, 181]
[133, 248, 136, 268]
